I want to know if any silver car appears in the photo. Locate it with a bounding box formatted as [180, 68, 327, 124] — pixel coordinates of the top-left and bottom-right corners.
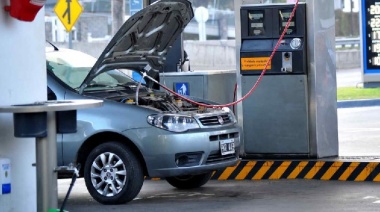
[46, 0, 240, 205]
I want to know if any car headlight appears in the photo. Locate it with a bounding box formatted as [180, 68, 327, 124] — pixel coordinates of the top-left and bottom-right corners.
[223, 107, 236, 121]
[147, 114, 200, 132]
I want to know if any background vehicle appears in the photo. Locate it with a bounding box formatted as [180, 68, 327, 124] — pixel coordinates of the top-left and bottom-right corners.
[46, 0, 240, 205]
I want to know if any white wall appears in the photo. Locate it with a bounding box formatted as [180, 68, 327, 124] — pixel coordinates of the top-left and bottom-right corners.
[0, 2, 46, 211]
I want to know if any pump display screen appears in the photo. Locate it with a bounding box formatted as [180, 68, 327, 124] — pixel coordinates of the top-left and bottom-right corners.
[364, 0, 380, 70]
[248, 10, 265, 36]
[279, 9, 296, 35]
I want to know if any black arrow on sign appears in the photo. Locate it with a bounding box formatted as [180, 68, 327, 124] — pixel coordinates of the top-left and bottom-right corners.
[62, 0, 72, 24]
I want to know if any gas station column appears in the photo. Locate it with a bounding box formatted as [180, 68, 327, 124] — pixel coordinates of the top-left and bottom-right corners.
[304, 0, 338, 158]
[0, 4, 46, 212]
[235, 0, 338, 159]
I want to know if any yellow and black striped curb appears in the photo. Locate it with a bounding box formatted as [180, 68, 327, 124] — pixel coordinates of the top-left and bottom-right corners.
[210, 160, 380, 182]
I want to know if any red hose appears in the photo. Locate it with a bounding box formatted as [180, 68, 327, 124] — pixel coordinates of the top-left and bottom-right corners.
[158, 0, 300, 108]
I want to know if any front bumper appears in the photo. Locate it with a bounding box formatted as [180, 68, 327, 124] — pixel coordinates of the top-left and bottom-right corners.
[124, 126, 240, 178]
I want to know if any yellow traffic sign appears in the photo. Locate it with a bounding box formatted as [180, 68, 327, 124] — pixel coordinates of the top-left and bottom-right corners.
[54, 0, 83, 32]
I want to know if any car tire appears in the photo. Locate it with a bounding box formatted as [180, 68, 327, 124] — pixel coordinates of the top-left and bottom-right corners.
[165, 172, 213, 189]
[84, 142, 144, 204]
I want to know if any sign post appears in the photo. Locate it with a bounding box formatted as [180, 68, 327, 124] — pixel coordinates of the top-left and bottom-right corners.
[54, 0, 83, 48]
[194, 6, 209, 41]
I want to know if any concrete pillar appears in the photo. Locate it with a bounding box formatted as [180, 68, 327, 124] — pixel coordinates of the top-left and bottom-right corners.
[305, 0, 338, 157]
[0, 3, 46, 212]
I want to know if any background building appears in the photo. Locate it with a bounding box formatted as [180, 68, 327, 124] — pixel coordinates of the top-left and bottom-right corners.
[44, 0, 360, 70]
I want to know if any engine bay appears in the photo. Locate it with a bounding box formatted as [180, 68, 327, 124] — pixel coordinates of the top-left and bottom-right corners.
[84, 87, 220, 114]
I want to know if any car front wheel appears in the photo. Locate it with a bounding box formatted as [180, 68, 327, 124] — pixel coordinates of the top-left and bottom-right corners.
[84, 142, 144, 204]
[165, 172, 213, 189]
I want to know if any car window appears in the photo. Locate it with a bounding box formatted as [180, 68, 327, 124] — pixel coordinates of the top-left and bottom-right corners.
[118, 69, 146, 84]
[46, 50, 146, 91]
[46, 49, 96, 89]
[84, 69, 142, 91]
[48, 62, 91, 89]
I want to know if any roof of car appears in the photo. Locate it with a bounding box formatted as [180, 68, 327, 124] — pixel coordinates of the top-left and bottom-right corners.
[45, 47, 97, 68]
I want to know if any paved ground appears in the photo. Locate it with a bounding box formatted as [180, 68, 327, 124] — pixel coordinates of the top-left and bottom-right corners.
[58, 179, 380, 212]
[335, 68, 380, 156]
[336, 68, 363, 88]
[338, 106, 380, 156]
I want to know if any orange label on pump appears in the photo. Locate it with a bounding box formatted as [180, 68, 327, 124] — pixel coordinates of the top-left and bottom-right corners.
[241, 57, 271, 71]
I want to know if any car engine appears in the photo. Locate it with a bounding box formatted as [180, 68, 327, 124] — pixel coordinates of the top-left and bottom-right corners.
[85, 88, 217, 114]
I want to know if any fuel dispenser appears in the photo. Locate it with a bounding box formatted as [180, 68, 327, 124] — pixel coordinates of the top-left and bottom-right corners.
[235, 1, 338, 158]
[240, 3, 308, 156]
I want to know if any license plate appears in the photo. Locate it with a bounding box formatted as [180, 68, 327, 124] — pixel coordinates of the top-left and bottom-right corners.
[220, 139, 235, 155]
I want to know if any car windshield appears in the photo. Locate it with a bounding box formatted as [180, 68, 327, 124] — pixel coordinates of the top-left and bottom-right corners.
[46, 50, 144, 90]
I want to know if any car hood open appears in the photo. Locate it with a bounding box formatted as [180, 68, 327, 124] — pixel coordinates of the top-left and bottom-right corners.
[79, 0, 193, 92]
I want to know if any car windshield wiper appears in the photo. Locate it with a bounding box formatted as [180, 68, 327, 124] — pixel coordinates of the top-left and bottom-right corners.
[85, 82, 113, 89]
[115, 82, 140, 89]
[117, 82, 138, 86]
